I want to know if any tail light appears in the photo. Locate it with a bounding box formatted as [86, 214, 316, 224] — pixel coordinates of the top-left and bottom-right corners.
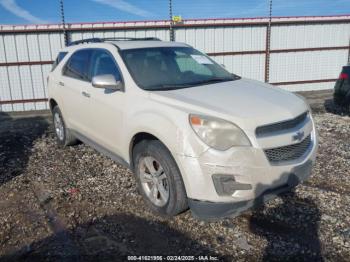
[339, 73, 348, 80]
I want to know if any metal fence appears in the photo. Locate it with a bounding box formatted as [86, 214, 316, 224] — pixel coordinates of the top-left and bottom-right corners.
[0, 15, 349, 111]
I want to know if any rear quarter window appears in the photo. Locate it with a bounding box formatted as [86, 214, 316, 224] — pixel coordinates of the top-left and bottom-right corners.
[51, 52, 68, 71]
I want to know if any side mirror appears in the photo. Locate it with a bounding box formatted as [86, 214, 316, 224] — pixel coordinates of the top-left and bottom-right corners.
[92, 74, 123, 91]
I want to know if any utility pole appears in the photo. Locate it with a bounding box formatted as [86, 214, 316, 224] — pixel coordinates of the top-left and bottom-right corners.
[59, 0, 69, 46]
[169, 0, 175, 41]
[265, 0, 273, 83]
[348, 37, 350, 64]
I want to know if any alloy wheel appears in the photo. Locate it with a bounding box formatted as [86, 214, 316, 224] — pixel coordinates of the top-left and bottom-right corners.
[54, 112, 64, 141]
[139, 156, 169, 207]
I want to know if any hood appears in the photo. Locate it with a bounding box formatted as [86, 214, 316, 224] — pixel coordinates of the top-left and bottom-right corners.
[149, 78, 308, 131]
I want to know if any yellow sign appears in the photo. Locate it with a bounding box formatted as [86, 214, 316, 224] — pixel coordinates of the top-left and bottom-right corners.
[172, 16, 182, 23]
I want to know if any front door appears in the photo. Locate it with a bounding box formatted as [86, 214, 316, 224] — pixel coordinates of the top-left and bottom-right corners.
[80, 48, 125, 156]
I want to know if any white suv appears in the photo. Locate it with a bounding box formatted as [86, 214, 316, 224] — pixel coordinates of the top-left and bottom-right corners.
[48, 38, 318, 220]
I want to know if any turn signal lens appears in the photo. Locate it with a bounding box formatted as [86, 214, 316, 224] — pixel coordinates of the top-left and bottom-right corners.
[190, 115, 202, 125]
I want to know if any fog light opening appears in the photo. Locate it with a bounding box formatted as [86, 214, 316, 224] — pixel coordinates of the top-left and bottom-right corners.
[212, 174, 252, 196]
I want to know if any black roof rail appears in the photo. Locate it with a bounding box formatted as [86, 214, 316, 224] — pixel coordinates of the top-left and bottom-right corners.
[68, 37, 161, 46]
[103, 37, 161, 41]
[68, 38, 103, 46]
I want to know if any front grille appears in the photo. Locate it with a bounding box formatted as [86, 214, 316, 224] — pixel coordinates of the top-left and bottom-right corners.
[256, 112, 308, 137]
[264, 135, 312, 164]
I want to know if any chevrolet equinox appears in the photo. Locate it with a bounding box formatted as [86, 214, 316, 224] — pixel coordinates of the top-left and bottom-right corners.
[48, 38, 318, 220]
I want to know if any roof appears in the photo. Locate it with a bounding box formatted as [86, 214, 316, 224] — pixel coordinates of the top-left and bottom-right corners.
[108, 40, 189, 50]
[62, 40, 189, 52]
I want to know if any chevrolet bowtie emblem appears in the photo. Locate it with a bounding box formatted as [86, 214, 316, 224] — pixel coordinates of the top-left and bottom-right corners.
[292, 131, 304, 142]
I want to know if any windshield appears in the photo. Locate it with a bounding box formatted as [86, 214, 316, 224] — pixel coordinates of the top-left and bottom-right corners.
[120, 47, 239, 91]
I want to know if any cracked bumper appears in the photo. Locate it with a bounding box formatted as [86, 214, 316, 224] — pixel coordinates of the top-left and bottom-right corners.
[187, 160, 313, 220]
[176, 130, 318, 220]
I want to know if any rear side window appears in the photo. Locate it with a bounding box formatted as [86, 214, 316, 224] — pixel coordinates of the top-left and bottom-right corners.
[63, 49, 92, 81]
[51, 52, 67, 71]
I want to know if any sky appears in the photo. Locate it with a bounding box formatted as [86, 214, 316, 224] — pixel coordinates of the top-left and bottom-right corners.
[0, 0, 349, 25]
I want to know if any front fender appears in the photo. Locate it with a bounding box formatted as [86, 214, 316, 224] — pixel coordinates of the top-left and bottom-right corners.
[122, 110, 207, 163]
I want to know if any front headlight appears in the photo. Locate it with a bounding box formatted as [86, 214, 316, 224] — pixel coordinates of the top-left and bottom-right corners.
[189, 114, 251, 150]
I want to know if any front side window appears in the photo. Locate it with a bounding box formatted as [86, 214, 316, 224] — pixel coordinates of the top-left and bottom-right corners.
[90, 50, 121, 81]
[120, 47, 237, 91]
[63, 49, 92, 81]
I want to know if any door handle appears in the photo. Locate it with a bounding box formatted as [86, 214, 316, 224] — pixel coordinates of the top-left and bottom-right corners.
[58, 81, 65, 86]
[82, 91, 91, 98]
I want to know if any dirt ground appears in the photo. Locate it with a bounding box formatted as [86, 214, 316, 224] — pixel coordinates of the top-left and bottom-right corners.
[0, 90, 349, 261]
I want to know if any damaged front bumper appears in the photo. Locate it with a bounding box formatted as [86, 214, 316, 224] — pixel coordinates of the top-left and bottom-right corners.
[188, 160, 314, 221]
[176, 129, 318, 220]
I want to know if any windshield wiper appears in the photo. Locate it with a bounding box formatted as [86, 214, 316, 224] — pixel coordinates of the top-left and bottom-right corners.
[189, 77, 235, 86]
[146, 83, 193, 91]
[145, 77, 236, 91]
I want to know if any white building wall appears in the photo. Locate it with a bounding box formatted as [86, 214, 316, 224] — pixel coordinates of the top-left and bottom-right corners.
[0, 15, 349, 111]
[269, 50, 348, 82]
[270, 23, 350, 49]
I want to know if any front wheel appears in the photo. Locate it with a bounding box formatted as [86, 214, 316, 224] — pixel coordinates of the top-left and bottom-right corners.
[133, 140, 188, 216]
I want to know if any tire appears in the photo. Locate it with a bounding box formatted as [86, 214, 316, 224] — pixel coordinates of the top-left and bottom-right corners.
[52, 105, 77, 146]
[133, 140, 188, 216]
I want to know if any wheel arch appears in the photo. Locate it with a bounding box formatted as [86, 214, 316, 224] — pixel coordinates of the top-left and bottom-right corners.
[129, 132, 169, 170]
[49, 98, 58, 112]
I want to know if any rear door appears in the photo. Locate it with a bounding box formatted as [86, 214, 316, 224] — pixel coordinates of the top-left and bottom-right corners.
[80, 48, 125, 155]
[60, 49, 92, 132]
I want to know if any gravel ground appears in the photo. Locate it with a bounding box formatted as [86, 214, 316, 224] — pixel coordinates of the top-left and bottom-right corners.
[0, 92, 349, 261]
